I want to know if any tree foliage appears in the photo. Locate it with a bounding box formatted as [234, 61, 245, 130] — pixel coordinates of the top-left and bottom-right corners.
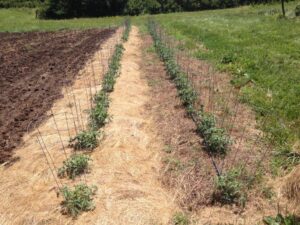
[39, 0, 127, 18]
[36, 0, 287, 18]
[0, 0, 41, 8]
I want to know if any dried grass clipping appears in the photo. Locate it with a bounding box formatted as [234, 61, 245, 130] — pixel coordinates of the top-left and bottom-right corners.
[284, 165, 300, 213]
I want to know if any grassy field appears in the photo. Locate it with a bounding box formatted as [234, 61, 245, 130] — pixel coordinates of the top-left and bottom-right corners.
[155, 2, 300, 172]
[0, 8, 123, 32]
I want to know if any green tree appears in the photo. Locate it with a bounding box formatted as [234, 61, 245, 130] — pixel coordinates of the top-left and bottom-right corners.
[125, 0, 145, 15]
[145, 0, 161, 13]
[38, 0, 288, 19]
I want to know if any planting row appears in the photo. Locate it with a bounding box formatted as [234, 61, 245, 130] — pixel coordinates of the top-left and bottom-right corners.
[58, 19, 131, 218]
[148, 20, 231, 158]
[148, 19, 251, 206]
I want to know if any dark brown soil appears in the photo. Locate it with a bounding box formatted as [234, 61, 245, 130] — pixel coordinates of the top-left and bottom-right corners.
[0, 28, 116, 163]
[141, 36, 215, 210]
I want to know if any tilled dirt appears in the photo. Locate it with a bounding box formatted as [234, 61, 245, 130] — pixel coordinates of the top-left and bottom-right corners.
[0, 28, 115, 163]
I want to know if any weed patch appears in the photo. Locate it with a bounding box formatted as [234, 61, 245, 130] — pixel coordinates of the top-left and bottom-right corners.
[172, 212, 190, 225]
[164, 157, 184, 171]
[272, 146, 300, 174]
[261, 186, 274, 199]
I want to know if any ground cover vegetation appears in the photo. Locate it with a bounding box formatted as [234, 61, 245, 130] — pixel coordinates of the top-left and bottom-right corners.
[172, 212, 190, 225]
[154, 1, 300, 173]
[58, 20, 131, 217]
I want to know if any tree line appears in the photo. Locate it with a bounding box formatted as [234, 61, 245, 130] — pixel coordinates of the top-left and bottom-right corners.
[0, 0, 41, 8]
[0, 0, 288, 18]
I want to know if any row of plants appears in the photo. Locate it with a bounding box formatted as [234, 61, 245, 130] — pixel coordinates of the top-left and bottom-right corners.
[58, 19, 131, 218]
[147, 19, 249, 206]
[122, 18, 131, 41]
[148, 19, 231, 158]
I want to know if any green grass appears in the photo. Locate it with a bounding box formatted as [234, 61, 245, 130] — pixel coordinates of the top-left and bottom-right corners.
[154, 1, 300, 172]
[0, 8, 123, 32]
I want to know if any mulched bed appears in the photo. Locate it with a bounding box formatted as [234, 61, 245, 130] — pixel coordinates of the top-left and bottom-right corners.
[141, 36, 216, 210]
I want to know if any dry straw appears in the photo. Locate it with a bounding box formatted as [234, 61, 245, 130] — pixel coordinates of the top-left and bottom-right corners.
[284, 165, 300, 208]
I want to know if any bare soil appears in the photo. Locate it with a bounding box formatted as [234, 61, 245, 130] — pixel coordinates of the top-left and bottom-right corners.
[0, 28, 115, 163]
